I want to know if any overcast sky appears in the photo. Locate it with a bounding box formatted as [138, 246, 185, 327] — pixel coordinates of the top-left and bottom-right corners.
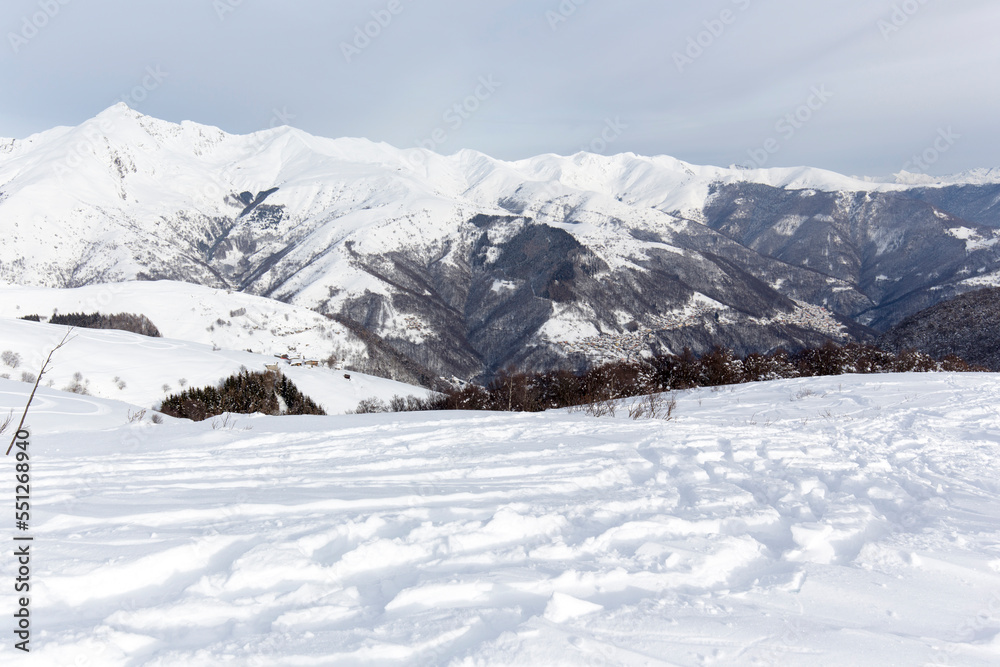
[2, 0, 998, 176]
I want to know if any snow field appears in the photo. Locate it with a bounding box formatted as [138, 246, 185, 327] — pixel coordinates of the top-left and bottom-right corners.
[1, 373, 999, 664]
[0, 280, 367, 363]
[0, 318, 430, 415]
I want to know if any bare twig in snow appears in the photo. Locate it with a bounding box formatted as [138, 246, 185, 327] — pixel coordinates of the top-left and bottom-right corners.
[5, 329, 74, 455]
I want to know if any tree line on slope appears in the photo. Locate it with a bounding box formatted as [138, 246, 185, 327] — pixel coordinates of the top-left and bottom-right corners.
[147, 341, 983, 422]
[21, 312, 162, 337]
[391, 342, 980, 414]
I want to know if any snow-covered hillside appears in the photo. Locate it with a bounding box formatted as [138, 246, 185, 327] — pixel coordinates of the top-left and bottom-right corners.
[3, 105, 1000, 379]
[3, 372, 1000, 665]
[0, 280, 367, 362]
[0, 318, 429, 415]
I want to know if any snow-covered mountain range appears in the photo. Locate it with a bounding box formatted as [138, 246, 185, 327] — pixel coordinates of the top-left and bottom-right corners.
[3, 104, 1000, 380]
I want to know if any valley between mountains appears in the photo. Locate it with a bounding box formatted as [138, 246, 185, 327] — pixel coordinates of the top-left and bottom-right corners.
[3, 104, 1000, 381]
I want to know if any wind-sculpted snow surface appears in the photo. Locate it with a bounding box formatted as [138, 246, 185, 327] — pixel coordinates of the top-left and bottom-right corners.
[2, 373, 1000, 665]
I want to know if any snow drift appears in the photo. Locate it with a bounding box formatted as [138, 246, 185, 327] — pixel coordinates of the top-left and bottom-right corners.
[2, 372, 1000, 665]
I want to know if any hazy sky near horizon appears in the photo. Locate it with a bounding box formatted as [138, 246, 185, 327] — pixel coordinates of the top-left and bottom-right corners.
[1, 0, 998, 176]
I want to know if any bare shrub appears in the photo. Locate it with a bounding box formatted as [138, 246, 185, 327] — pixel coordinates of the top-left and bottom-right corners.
[64, 371, 90, 395]
[406, 395, 439, 411]
[2, 351, 21, 369]
[353, 398, 388, 414]
[209, 413, 252, 431]
[212, 413, 236, 430]
[627, 393, 676, 420]
[583, 396, 617, 418]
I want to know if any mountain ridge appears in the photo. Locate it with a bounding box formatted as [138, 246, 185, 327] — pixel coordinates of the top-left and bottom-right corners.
[9, 104, 999, 190]
[3, 105, 1000, 380]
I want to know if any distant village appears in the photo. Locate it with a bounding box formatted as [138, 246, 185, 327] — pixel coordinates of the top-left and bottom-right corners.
[552, 301, 848, 364]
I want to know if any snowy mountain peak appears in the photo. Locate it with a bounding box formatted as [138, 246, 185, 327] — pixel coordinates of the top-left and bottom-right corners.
[932, 167, 1000, 185]
[87, 102, 184, 142]
[5, 107, 1000, 194]
[97, 100, 142, 118]
[4, 108, 1000, 380]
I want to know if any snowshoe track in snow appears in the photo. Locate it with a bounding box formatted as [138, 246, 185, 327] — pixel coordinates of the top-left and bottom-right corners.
[2, 373, 1000, 665]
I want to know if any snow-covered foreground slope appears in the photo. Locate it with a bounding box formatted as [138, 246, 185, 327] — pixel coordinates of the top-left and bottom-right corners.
[0, 318, 429, 415]
[3, 373, 1000, 665]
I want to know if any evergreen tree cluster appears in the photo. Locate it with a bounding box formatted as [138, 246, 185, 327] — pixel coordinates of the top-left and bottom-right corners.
[48, 312, 162, 337]
[160, 370, 326, 421]
[437, 342, 979, 413]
